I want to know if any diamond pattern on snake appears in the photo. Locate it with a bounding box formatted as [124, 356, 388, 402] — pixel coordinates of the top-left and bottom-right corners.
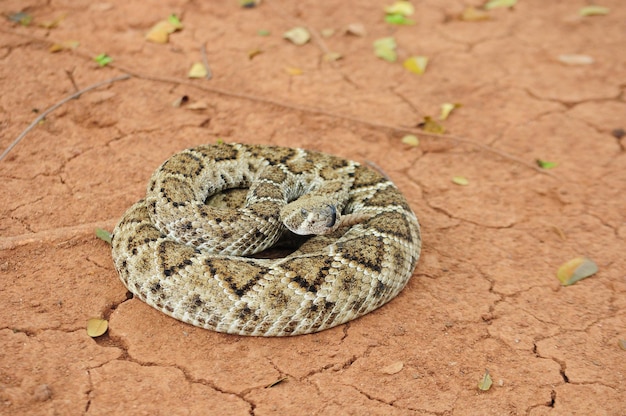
[111, 143, 421, 336]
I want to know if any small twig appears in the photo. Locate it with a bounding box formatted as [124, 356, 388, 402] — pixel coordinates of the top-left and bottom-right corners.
[200, 43, 213, 80]
[64, 68, 80, 92]
[0, 29, 556, 178]
[0, 74, 131, 161]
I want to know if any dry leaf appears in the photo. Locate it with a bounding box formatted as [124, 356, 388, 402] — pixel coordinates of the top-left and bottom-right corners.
[373, 37, 397, 62]
[321, 28, 335, 38]
[403, 56, 428, 75]
[401, 135, 419, 146]
[384, 1, 415, 16]
[323, 52, 342, 62]
[618, 339, 626, 351]
[452, 176, 469, 186]
[39, 14, 66, 29]
[557, 54, 594, 65]
[146, 21, 177, 43]
[484, 0, 517, 10]
[440, 103, 461, 120]
[283, 27, 311, 45]
[381, 361, 404, 375]
[557, 257, 598, 286]
[285, 67, 303, 75]
[248, 49, 263, 60]
[49, 40, 80, 53]
[418, 116, 445, 134]
[87, 318, 108, 337]
[188, 62, 208, 78]
[345, 23, 366, 37]
[460, 6, 491, 21]
[579, 6, 609, 16]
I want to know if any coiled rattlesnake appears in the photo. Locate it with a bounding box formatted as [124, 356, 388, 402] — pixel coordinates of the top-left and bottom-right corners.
[111, 143, 421, 336]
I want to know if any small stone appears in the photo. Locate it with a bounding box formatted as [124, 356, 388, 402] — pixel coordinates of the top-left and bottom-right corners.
[32, 384, 52, 402]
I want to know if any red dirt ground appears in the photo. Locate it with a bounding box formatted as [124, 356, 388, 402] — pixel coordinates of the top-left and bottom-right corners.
[1, 1, 624, 415]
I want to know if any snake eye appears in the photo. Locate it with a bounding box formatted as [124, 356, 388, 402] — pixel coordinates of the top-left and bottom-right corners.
[327, 205, 337, 227]
[301, 208, 308, 216]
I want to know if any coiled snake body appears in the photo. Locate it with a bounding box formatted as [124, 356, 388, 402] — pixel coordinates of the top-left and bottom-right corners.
[112, 143, 421, 336]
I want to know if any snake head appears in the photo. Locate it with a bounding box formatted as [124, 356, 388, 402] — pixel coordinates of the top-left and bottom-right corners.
[281, 199, 339, 235]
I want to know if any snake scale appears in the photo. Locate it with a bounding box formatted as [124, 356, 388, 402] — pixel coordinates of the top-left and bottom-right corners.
[111, 143, 421, 336]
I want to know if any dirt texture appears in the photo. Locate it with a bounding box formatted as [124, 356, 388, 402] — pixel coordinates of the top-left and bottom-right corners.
[1, 0, 625, 415]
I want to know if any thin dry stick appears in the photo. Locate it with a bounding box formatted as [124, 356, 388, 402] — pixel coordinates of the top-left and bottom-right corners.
[116, 70, 554, 177]
[200, 43, 213, 80]
[0, 74, 131, 161]
[0, 29, 554, 177]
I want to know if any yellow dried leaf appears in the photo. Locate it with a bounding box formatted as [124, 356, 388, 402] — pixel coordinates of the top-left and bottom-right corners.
[321, 28, 335, 38]
[484, 0, 517, 10]
[440, 103, 461, 120]
[579, 6, 609, 16]
[145, 21, 179, 44]
[618, 339, 626, 351]
[401, 135, 419, 146]
[452, 176, 469, 186]
[403, 56, 428, 75]
[384, 1, 414, 16]
[49, 40, 80, 53]
[381, 361, 404, 375]
[39, 14, 66, 29]
[460, 6, 491, 21]
[188, 62, 208, 78]
[285, 67, 303, 75]
[419, 116, 445, 134]
[283, 27, 310, 45]
[323, 52, 342, 62]
[87, 318, 108, 337]
[557, 257, 598, 286]
[248, 49, 263, 60]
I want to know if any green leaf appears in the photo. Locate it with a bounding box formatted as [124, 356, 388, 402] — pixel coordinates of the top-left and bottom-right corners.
[484, 0, 517, 10]
[385, 13, 415, 25]
[536, 159, 557, 169]
[257, 29, 270, 36]
[478, 369, 493, 391]
[403, 56, 428, 75]
[8, 11, 33, 26]
[373, 37, 397, 62]
[579, 6, 609, 16]
[95, 228, 112, 244]
[167, 14, 183, 29]
[557, 257, 598, 286]
[94, 53, 113, 67]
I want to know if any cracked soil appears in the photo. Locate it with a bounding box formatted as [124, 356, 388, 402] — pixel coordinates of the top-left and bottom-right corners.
[0, 0, 625, 415]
